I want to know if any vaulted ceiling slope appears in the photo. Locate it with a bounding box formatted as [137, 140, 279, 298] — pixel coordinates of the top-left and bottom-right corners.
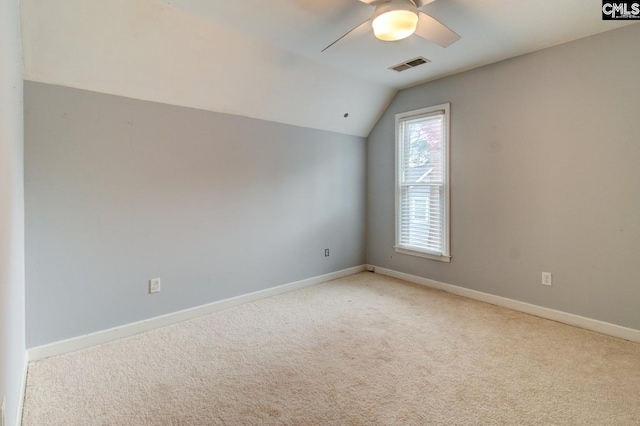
[21, 0, 634, 137]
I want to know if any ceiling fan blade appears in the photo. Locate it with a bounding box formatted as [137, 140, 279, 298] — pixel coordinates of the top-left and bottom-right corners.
[415, 11, 460, 47]
[321, 20, 371, 53]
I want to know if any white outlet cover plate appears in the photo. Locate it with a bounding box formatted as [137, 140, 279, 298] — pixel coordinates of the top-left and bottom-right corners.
[542, 272, 552, 286]
[149, 278, 161, 294]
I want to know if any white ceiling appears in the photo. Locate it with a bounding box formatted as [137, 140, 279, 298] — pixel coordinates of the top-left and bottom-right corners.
[21, 0, 635, 137]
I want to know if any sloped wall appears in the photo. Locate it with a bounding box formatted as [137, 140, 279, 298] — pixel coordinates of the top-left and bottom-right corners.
[21, 0, 393, 137]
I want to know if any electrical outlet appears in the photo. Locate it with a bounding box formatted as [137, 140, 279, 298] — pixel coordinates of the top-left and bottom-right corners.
[542, 272, 552, 286]
[149, 278, 161, 294]
[325, 249, 330, 257]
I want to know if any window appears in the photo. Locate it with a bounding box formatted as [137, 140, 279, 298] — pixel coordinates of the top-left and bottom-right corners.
[395, 103, 450, 262]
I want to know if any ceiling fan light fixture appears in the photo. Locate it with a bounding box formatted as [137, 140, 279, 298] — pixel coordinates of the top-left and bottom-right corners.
[372, 1, 419, 42]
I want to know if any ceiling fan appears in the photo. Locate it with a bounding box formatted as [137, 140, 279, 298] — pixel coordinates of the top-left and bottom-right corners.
[322, 0, 460, 52]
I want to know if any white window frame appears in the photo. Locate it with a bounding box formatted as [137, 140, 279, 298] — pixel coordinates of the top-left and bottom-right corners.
[394, 103, 451, 262]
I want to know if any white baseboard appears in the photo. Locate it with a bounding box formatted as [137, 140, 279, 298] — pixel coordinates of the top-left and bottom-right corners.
[372, 265, 640, 343]
[28, 265, 366, 361]
[16, 352, 28, 426]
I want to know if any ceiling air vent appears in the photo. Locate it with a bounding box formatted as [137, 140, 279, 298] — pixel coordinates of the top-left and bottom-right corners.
[389, 57, 430, 72]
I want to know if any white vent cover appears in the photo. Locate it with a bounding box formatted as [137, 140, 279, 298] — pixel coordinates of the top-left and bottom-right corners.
[389, 57, 430, 72]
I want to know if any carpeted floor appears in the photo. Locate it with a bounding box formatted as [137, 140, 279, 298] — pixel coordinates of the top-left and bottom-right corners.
[22, 272, 640, 425]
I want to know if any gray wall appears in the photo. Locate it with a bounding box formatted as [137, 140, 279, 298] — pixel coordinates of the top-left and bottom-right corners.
[0, 0, 26, 424]
[367, 24, 640, 330]
[25, 82, 366, 347]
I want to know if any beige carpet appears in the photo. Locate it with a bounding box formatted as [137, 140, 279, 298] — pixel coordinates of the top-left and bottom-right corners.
[22, 272, 640, 425]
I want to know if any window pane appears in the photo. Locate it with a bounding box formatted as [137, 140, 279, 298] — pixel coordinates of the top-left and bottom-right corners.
[401, 114, 444, 184]
[399, 185, 443, 252]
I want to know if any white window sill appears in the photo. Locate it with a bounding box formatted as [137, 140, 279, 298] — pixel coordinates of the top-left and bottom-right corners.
[394, 246, 451, 263]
